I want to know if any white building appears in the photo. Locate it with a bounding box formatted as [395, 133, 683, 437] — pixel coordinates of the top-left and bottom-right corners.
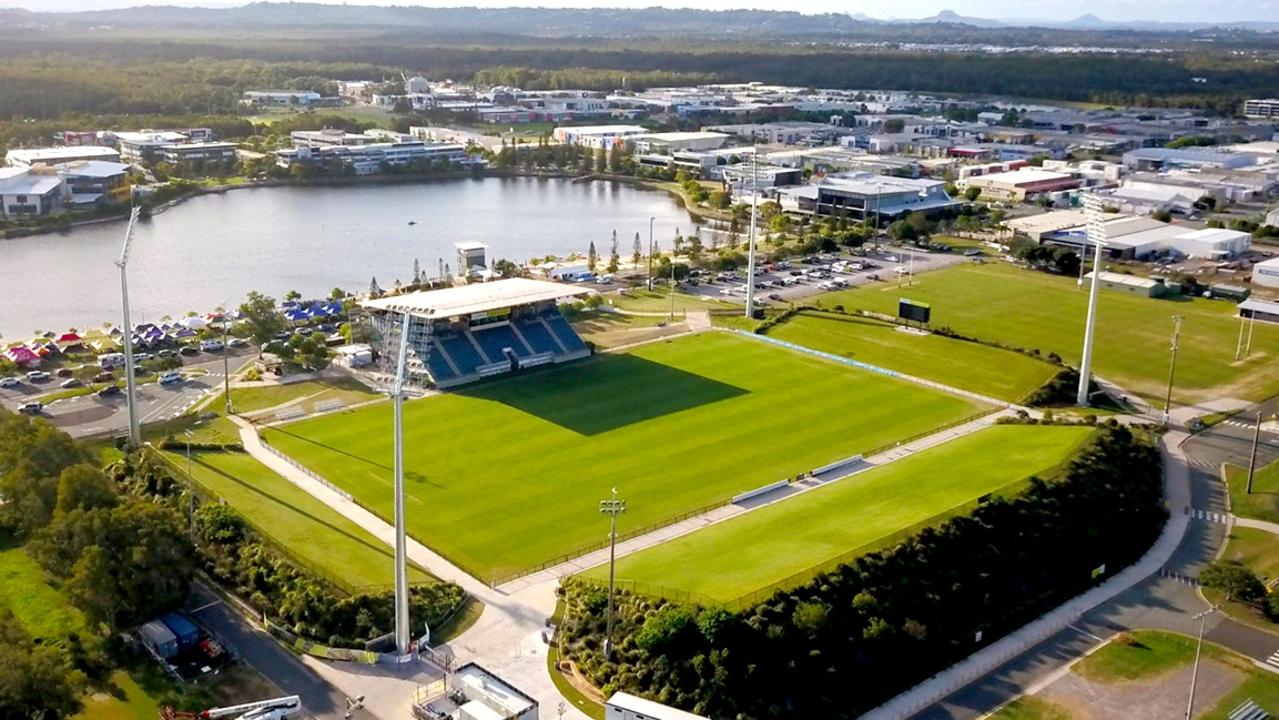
[1251, 256, 1279, 289]
[1244, 99, 1279, 119]
[405, 76, 430, 94]
[0, 167, 67, 218]
[1170, 228, 1252, 259]
[452, 664, 537, 720]
[631, 131, 729, 154]
[5, 145, 121, 168]
[606, 692, 709, 720]
[240, 90, 323, 108]
[114, 131, 191, 163]
[552, 125, 648, 150]
[1267, 207, 1279, 228]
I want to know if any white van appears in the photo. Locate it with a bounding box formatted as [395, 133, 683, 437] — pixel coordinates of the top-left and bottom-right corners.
[158, 370, 182, 385]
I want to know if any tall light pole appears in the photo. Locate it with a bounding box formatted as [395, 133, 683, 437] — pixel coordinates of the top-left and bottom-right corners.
[1162, 315, 1184, 425]
[646, 216, 655, 291]
[116, 207, 143, 448]
[184, 429, 196, 543]
[1076, 193, 1106, 407]
[391, 312, 413, 658]
[744, 152, 759, 319]
[217, 303, 232, 415]
[599, 488, 626, 660]
[1246, 409, 1267, 495]
[1185, 605, 1219, 720]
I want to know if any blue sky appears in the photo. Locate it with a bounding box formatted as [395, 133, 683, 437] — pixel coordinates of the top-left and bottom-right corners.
[13, 0, 1279, 22]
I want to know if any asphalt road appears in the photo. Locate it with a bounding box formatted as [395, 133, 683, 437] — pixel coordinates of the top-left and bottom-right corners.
[916, 406, 1279, 720]
[0, 349, 255, 438]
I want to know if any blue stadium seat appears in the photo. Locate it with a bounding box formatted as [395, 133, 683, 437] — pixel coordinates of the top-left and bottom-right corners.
[426, 350, 455, 382]
[473, 324, 529, 360]
[545, 314, 587, 352]
[439, 333, 484, 375]
[518, 319, 561, 355]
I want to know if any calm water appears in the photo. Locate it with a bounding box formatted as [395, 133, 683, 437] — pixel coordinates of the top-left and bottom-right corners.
[0, 177, 698, 337]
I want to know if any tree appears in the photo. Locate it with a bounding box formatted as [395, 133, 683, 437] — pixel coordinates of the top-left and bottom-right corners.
[284, 289, 302, 302]
[329, 287, 347, 300]
[964, 186, 982, 202]
[1202, 561, 1265, 603]
[0, 628, 83, 719]
[493, 258, 521, 278]
[239, 291, 283, 354]
[55, 465, 117, 517]
[594, 148, 607, 173]
[587, 241, 598, 273]
[608, 230, 620, 274]
[632, 232, 642, 268]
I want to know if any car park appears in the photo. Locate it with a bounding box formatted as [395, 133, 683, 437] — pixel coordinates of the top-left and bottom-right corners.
[0, 377, 20, 388]
[17, 401, 42, 415]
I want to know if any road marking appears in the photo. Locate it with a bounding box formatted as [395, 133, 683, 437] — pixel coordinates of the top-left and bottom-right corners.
[189, 599, 223, 613]
[1191, 509, 1228, 524]
[1267, 650, 1279, 669]
[1069, 624, 1106, 643]
[1159, 568, 1202, 586]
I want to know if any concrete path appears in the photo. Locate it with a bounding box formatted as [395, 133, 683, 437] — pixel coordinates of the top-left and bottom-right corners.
[862, 432, 1193, 720]
[1233, 516, 1279, 536]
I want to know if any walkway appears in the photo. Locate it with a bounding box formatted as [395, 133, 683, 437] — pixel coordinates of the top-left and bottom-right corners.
[1233, 516, 1279, 535]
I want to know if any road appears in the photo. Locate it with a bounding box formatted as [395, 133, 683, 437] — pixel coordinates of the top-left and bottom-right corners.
[914, 402, 1279, 720]
[0, 349, 255, 438]
[185, 582, 375, 720]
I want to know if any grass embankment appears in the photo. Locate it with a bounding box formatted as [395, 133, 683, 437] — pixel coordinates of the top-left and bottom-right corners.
[587, 425, 1092, 604]
[161, 449, 432, 592]
[1203, 527, 1279, 633]
[605, 288, 727, 314]
[264, 332, 983, 582]
[816, 262, 1279, 403]
[766, 310, 1058, 403]
[229, 376, 380, 415]
[1225, 460, 1279, 525]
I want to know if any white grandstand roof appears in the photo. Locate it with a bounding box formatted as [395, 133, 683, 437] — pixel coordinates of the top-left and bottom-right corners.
[360, 278, 590, 318]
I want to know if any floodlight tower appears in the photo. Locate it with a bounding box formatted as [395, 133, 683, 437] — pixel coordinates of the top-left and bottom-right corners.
[599, 488, 627, 660]
[391, 311, 413, 658]
[1075, 193, 1106, 406]
[744, 151, 759, 319]
[116, 207, 143, 448]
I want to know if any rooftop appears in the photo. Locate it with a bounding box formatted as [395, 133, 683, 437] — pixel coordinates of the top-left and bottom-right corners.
[115, 131, 188, 144]
[607, 692, 710, 720]
[5, 146, 120, 164]
[635, 131, 729, 142]
[360, 278, 590, 318]
[970, 168, 1074, 185]
[1086, 271, 1160, 289]
[453, 663, 537, 717]
[0, 167, 64, 196]
[56, 160, 132, 178]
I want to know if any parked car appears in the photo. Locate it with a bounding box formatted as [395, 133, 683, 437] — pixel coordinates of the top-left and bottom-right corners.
[227, 337, 249, 348]
[0, 377, 19, 388]
[768, 293, 783, 301]
[97, 385, 121, 398]
[55, 367, 74, 378]
[179, 346, 199, 357]
[158, 349, 177, 358]
[17, 401, 42, 415]
[598, 274, 614, 285]
[26, 370, 50, 382]
[93, 371, 115, 383]
[159, 371, 182, 385]
[200, 339, 224, 352]
[273, 330, 292, 341]
[60, 378, 81, 389]
[134, 352, 152, 363]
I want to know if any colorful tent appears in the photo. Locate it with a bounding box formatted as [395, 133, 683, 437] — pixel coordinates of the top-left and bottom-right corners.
[4, 346, 41, 367]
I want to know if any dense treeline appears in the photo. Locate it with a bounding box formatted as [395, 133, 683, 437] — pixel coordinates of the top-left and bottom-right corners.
[560, 425, 1164, 719]
[472, 66, 712, 91]
[2, 38, 1276, 118]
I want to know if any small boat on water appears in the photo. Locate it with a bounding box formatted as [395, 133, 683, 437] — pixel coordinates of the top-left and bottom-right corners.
[408, 220, 417, 226]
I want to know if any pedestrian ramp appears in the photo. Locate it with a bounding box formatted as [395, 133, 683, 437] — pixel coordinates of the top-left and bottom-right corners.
[1228, 699, 1269, 720]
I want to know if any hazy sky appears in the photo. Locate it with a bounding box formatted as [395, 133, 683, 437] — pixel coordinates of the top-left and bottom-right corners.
[9, 0, 1278, 22]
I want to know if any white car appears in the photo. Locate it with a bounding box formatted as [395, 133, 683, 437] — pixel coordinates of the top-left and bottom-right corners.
[159, 370, 182, 385]
[200, 339, 224, 352]
[0, 377, 19, 388]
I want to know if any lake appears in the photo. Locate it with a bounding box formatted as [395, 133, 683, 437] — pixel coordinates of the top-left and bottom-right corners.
[0, 177, 699, 338]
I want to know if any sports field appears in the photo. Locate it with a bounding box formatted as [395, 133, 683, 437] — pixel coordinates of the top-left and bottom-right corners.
[264, 332, 984, 581]
[163, 449, 432, 590]
[585, 424, 1092, 603]
[819, 263, 1279, 402]
[766, 310, 1058, 402]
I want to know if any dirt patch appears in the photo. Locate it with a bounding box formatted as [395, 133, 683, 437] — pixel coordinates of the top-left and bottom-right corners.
[556, 658, 605, 704]
[1039, 659, 1242, 720]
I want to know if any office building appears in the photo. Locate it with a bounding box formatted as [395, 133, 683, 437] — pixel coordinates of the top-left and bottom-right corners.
[774, 173, 959, 219]
[160, 142, 238, 164]
[57, 161, 132, 205]
[5, 145, 121, 168]
[0, 167, 67, 218]
[959, 168, 1080, 201]
[1250, 256, 1279, 289]
[631, 131, 729, 154]
[552, 125, 648, 149]
[114, 131, 192, 163]
[240, 90, 324, 108]
[1243, 99, 1279, 119]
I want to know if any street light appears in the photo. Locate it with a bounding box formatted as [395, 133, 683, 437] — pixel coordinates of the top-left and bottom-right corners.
[599, 488, 627, 660]
[1076, 193, 1106, 406]
[1246, 409, 1274, 494]
[391, 311, 413, 658]
[1163, 315, 1184, 426]
[744, 151, 759, 319]
[183, 429, 196, 543]
[646, 217, 655, 291]
[1185, 605, 1219, 719]
[116, 206, 143, 447]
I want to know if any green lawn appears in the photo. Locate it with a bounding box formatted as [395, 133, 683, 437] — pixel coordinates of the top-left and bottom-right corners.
[1075, 630, 1199, 682]
[229, 377, 380, 415]
[1205, 672, 1279, 720]
[587, 424, 1092, 604]
[766, 310, 1058, 402]
[160, 449, 431, 592]
[1218, 526, 1279, 581]
[1225, 460, 1279, 525]
[0, 545, 86, 642]
[989, 696, 1072, 720]
[75, 671, 161, 720]
[816, 263, 1279, 403]
[605, 288, 729, 313]
[264, 333, 984, 581]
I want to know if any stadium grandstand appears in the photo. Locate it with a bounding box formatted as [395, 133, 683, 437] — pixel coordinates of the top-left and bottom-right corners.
[361, 278, 593, 388]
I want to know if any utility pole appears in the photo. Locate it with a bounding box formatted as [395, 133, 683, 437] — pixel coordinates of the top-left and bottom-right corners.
[1235, 313, 1247, 360]
[1247, 409, 1264, 495]
[391, 312, 413, 658]
[669, 260, 676, 322]
[744, 151, 759, 319]
[1163, 315, 1184, 426]
[116, 206, 143, 448]
[1185, 606, 1219, 720]
[220, 310, 232, 415]
[1076, 193, 1105, 407]
[599, 488, 627, 660]
[184, 429, 195, 543]
[646, 216, 655, 291]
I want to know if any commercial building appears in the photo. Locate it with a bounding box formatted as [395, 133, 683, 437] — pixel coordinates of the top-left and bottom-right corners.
[5, 145, 121, 168]
[1244, 99, 1279, 119]
[1169, 228, 1252, 259]
[0, 167, 66, 218]
[552, 125, 648, 149]
[1084, 271, 1170, 298]
[774, 173, 959, 219]
[405, 76, 431, 94]
[705, 121, 855, 146]
[959, 168, 1080, 201]
[1239, 298, 1279, 325]
[721, 163, 804, 197]
[114, 131, 193, 163]
[240, 90, 324, 108]
[1040, 213, 1250, 260]
[1122, 148, 1260, 172]
[631, 131, 729, 154]
[275, 140, 470, 175]
[1250, 256, 1279, 289]
[606, 692, 709, 720]
[56, 160, 132, 205]
[290, 129, 373, 148]
[160, 142, 238, 164]
[1267, 208, 1279, 228]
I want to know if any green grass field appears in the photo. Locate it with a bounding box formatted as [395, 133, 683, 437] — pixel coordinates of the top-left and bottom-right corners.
[989, 696, 1071, 720]
[0, 545, 86, 642]
[606, 288, 729, 313]
[161, 450, 431, 591]
[229, 377, 380, 415]
[1075, 630, 1200, 683]
[264, 333, 984, 581]
[817, 263, 1279, 402]
[1225, 460, 1279, 525]
[586, 424, 1092, 603]
[766, 310, 1058, 402]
